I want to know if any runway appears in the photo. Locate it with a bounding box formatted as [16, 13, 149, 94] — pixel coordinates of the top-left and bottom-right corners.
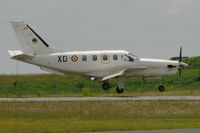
[86, 129, 200, 133]
[0, 96, 200, 102]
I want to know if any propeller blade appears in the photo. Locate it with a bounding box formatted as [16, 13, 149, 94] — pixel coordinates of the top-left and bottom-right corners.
[179, 46, 182, 63]
[178, 46, 182, 77]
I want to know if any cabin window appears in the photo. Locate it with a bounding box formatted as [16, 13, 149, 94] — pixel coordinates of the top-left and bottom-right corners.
[82, 55, 87, 61]
[113, 54, 118, 60]
[92, 55, 97, 61]
[102, 55, 108, 61]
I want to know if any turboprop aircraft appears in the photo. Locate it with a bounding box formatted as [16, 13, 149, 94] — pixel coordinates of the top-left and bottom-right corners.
[8, 21, 188, 93]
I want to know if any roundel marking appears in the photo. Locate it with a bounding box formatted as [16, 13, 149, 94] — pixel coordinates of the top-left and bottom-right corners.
[32, 38, 38, 44]
[71, 55, 78, 62]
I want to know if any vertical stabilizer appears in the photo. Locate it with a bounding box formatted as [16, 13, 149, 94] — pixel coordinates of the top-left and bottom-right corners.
[11, 21, 62, 54]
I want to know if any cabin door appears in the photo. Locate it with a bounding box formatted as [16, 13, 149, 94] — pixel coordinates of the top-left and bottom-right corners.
[101, 53, 110, 64]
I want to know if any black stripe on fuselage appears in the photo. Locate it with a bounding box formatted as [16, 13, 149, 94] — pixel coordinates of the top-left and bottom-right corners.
[26, 25, 49, 47]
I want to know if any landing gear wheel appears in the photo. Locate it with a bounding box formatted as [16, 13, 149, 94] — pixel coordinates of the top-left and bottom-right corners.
[158, 85, 165, 92]
[102, 82, 110, 91]
[116, 87, 124, 94]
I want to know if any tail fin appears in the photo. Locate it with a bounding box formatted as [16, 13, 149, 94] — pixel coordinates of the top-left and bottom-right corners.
[11, 21, 62, 54]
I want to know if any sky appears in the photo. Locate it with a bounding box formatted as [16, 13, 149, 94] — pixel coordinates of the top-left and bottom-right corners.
[0, 0, 200, 74]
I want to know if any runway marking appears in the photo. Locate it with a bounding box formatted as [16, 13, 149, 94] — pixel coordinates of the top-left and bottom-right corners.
[0, 96, 200, 102]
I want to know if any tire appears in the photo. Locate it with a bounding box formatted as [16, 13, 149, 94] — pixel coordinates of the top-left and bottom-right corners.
[116, 87, 124, 94]
[159, 85, 165, 92]
[102, 82, 110, 91]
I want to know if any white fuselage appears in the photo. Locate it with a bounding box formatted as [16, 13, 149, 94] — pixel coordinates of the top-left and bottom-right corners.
[22, 50, 180, 78]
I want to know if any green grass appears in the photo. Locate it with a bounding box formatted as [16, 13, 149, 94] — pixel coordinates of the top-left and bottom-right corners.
[0, 101, 200, 132]
[0, 56, 199, 97]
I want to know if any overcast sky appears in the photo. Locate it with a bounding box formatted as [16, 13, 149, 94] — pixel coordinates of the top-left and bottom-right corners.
[0, 0, 200, 74]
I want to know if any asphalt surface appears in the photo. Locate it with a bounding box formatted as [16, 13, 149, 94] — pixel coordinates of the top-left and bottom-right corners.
[86, 129, 200, 133]
[0, 96, 200, 102]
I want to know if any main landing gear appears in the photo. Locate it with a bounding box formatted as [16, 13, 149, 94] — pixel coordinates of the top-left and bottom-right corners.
[102, 82, 110, 91]
[116, 87, 124, 93]
[158, 84, 165, 92]
[102, 76, 125, 94]
[102, 82, 124, 94]
[116, 76, 124, 94]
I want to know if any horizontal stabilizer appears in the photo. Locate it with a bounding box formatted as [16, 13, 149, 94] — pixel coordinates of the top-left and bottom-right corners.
[8, 50, 33, 60]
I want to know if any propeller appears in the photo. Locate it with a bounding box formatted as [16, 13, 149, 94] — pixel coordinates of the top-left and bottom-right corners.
[169, 46, 188, 77]
[178, 46, 182, 77]
[178, 46, 189, 77]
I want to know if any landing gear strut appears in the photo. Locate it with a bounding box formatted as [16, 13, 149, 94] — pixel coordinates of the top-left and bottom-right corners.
[116, 76, 125, 94]
[101, 76, 125, 93]
[102, 82, 110, 91]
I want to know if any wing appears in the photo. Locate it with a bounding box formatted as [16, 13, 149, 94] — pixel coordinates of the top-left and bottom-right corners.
[101, 66, 147, 81]
[101, 69, 126, 81]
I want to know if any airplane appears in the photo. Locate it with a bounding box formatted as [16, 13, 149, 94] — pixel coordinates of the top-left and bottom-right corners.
[8, 21, 188, 93]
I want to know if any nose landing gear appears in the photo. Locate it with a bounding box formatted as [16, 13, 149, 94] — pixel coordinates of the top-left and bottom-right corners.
[158, 79, 165, 92]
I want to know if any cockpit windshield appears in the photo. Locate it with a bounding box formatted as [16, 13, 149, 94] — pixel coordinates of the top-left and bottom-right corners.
[128, 53, 138, 58]
[123, 53, 139, 62]
[125, 54, 134, 62]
